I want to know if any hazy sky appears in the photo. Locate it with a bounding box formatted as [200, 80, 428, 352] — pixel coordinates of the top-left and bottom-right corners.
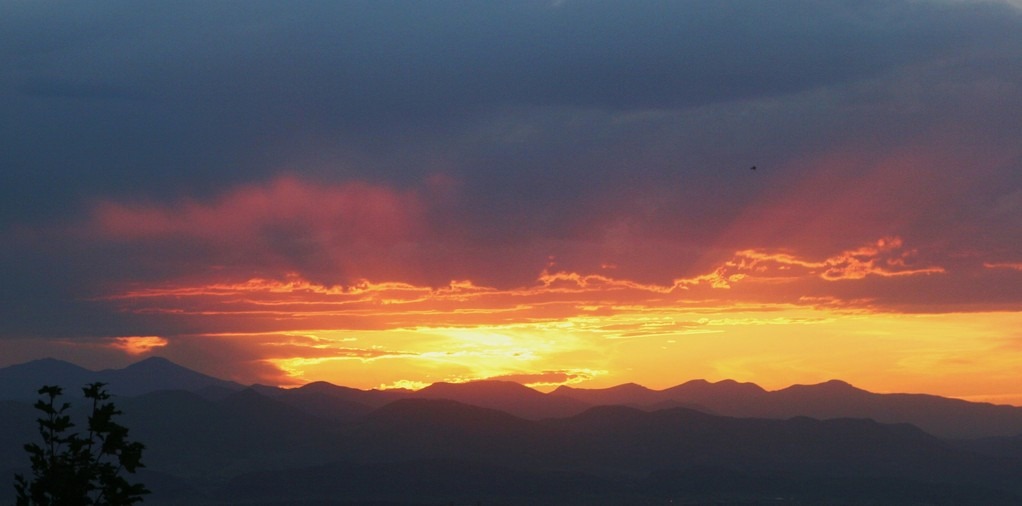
[3, 1, 1021, 401]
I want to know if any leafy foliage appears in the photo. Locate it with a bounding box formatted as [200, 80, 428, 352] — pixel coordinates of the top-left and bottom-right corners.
[13, 383, 149, 505]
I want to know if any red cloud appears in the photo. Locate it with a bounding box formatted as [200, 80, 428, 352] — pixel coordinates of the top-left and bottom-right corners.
[92, 175, 421, 242]
[85, 175, 429, 284]
[95, 237, 951, 347]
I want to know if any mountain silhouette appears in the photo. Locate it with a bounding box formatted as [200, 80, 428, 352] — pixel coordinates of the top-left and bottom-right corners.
[4, 357, 1022, 439]
[117, 388, 340, 478]
[4, 376, 1022, 505]
[249, 380, 409, 421]
[552, 381, 667, 406]
[349, 398, 551, 466]
[0, 400, 38, 469]
[100, 356, 244, 396]
[267, 383, 376, 421]
[220, 458, 620, 506]
[0, 358, 95, 400]
[0, 356, 243, 400]
[544, 404, 952, 476]
[552, 379, 762, 414]
[416, 379, 591, 419]
[664, 378, 770, 403]
[554, 378, 1022, 439]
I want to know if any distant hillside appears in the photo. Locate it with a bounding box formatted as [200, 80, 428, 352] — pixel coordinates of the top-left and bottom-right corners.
[417, 380, 590, 419]
[0, 358, 96, 400]
[553, 378, 1022, 439]
[4, 385, 1022, 505]
[4, 357, 1022, 439]
[0, 357, 243, 400]
[100, 357, 245, 397]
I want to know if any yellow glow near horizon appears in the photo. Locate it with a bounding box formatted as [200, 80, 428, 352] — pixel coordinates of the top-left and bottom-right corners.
[89, 236, 1022, 405]
[258, 307, 1022, 405]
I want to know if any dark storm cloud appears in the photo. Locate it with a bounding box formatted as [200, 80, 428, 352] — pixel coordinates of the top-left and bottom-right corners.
[4, 0, 1018, 205]
[2, 0, 1022, 341]
[17, 77, 141, 101]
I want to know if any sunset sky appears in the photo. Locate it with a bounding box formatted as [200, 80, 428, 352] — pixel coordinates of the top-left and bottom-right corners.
[2, 1, 1021, 403]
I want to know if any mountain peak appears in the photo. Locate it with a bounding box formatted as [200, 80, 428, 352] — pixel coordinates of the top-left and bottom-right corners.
[781, 379, 866, 395]
[667, 378, 766, 395]
[104, 358, 243, 396]
[419, 380, 542, 397]
[120, 355, 188, 372]
[415, 380, 589, 419]
[0, 356, 244, 398]
[130, 355, 174, 365]
[608, 382, 652, 392]
[551, 384, 579, 394]
[818, 379, 856, 389]
[6, 357, 91, 373]
[298, 380, 340, 389]
[0, 358, 98, 400]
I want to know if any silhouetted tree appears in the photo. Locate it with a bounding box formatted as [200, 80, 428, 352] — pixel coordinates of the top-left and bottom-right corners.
[13, 383, 149, 505]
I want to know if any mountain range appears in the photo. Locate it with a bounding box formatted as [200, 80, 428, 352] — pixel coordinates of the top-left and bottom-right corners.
[0, 356, 242, 400]
[2, 357, 1022, 504]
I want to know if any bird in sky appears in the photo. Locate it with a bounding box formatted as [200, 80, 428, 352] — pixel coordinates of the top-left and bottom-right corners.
[750, 166, 757, 170]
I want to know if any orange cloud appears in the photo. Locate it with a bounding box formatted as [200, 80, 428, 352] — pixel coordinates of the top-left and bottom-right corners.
[108, 336, 169, 355]
[536, 270, 674, 294]
[985, 262, 1022, 271]
[480, 370, 600, 388]
[731, 237, 945, 282]
[97, 237, 947, 330]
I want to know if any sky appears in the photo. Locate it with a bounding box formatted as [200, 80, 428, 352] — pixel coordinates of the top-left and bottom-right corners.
[2, 0, 1022, 403]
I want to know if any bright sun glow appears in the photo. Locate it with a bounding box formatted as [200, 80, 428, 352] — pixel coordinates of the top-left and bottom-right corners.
[77, 235, 1022, 405]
